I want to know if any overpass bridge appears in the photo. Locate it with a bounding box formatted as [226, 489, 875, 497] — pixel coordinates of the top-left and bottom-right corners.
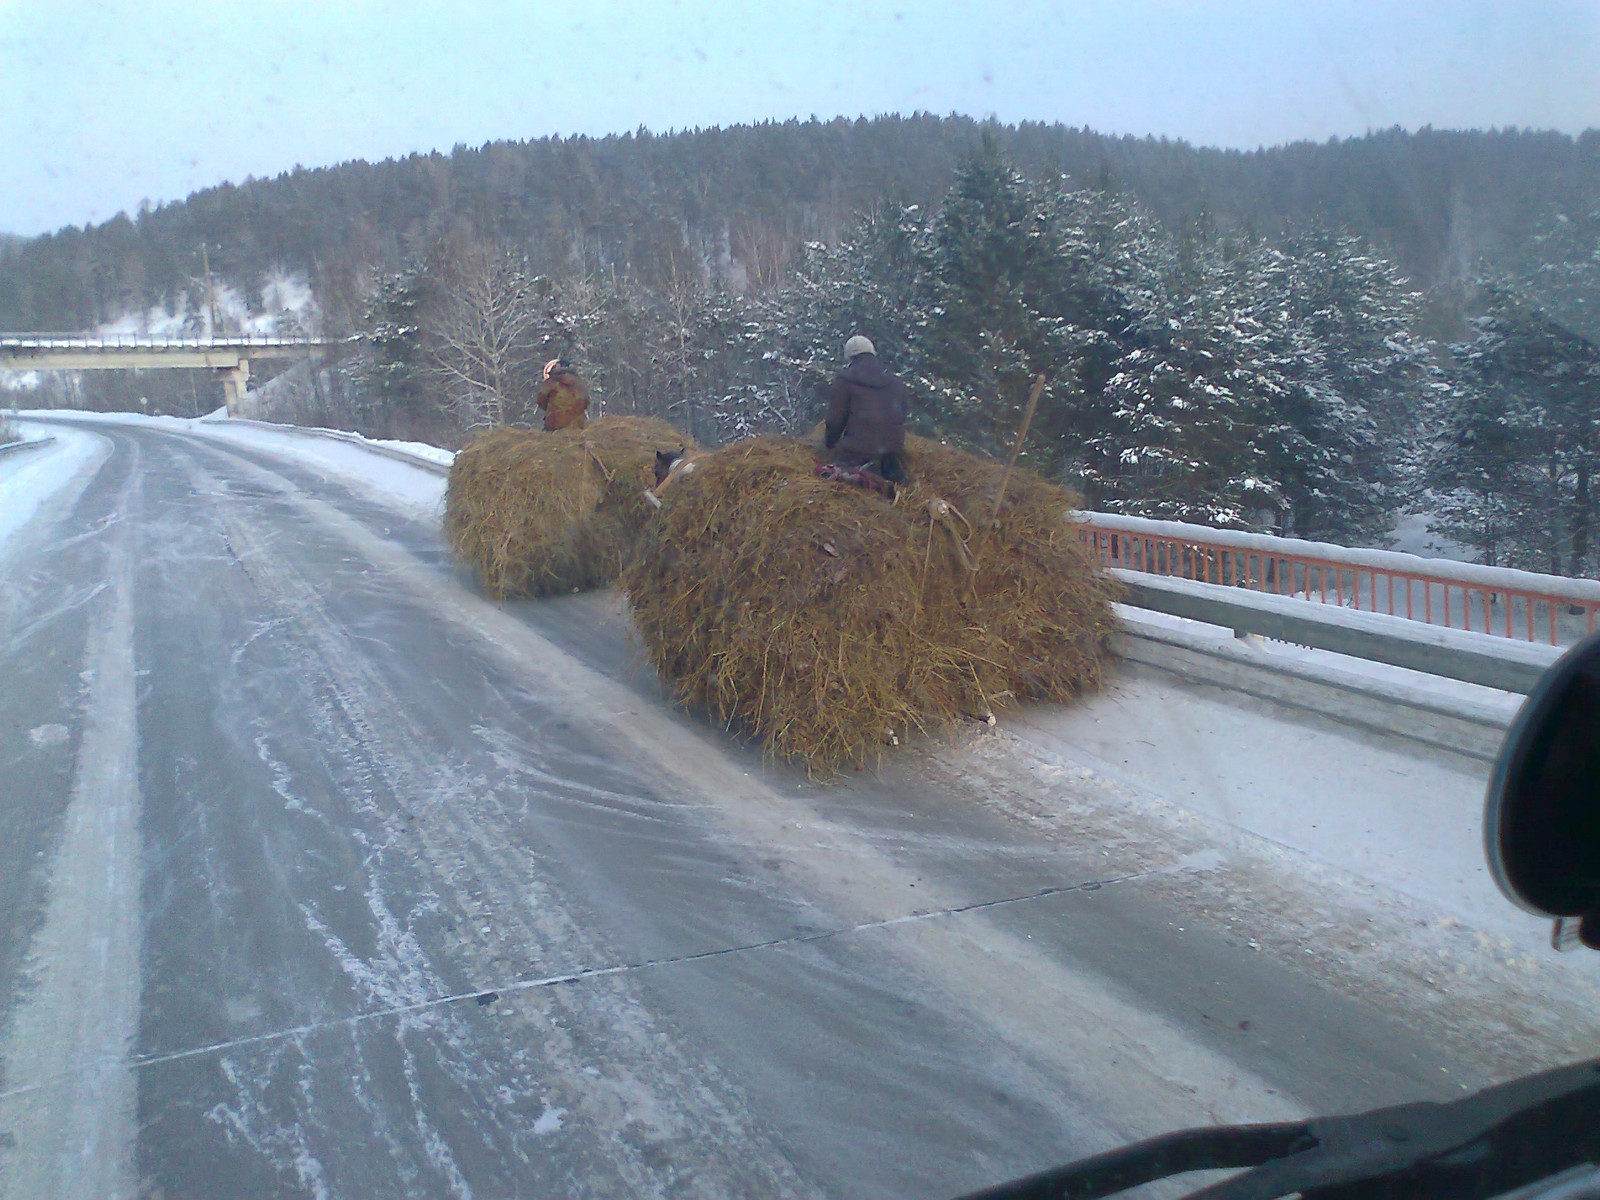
[0, 332, 333, 414]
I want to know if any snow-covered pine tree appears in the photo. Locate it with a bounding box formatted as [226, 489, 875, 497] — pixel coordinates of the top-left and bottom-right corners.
[1510, 207, 1600, 344]
[675, 281, 781, 443]
[916, 138, 1109, 469]
[1427, 284, 1600, 575]
[361, 266, 436, 429]
[1066, 201, 1282, 526]
[752, 142, 1433, 543]
[1259, 230, 1430, 543]
[763, 200, 932, 431]
[1059, 212, 1429, 539]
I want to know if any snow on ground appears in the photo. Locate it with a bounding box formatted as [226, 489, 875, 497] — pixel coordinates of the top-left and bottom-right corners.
[1390, 510, 1476, 562]
[190, 419, 446, 521]
[18, 409, 448, 523]
[193, 409, 456, 469]
[243, 359, 349, 423]
[238, 421, 454, 469]
[1, 371, 43, 393]
[996, 665, 1600, 1037]
[1120, 603, 1529, 719]
[0, 423, 110, 558]
[257, 273, 315, 322]
[1005, 672, 1497, 922]
[92, 270, 317, 340]
[961, 689, 1600, 1063]
[370, 437, 454, 467]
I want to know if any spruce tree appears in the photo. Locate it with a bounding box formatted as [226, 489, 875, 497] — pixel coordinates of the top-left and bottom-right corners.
[1427, 285, 1600, 575]
[917, 138, 1102, 465]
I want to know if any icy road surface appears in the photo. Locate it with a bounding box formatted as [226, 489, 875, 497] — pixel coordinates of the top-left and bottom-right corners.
[1, 417, 1596, 1199]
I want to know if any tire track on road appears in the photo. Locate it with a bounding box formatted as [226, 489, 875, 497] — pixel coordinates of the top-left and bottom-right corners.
[189, 428, 1309, 1144]
[0, 449, 143, 1200]
[158, 447, 813, 1197]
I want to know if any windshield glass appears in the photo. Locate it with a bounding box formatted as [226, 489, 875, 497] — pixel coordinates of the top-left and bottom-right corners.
[1, 4, 1597, 1197]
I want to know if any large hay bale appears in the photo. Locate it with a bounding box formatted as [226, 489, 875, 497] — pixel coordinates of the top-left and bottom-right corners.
[445, 415, 692, 598]
[620, 434, 1120, 773]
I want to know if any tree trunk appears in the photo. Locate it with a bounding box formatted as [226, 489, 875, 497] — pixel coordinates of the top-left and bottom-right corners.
[1570, 459, 1591, 580]
[1547, 460, 1564, 576]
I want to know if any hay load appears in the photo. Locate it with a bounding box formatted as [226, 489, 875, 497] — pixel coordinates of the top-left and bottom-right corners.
[621, 434, 1120, 773]
[446, 415, 693, 598]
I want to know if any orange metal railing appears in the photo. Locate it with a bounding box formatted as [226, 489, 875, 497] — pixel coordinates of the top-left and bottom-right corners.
[1074, 514, 1600, 646]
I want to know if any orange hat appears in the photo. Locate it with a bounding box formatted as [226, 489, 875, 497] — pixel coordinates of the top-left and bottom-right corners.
[543, 358, 563, 381]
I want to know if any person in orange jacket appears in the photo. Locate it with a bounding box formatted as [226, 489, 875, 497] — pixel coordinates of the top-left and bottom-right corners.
[536, 358, 591, 431]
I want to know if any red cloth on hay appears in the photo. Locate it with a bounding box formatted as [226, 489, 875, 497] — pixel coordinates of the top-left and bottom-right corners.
[814, 459, 897, 499]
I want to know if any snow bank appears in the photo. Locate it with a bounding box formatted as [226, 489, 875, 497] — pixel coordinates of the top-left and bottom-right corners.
[13, 409, 192, 430]
[0, 424, 109, 558]
[189, 419, 447, 522]
[999, 665, 1539, 943]
[197, 411, 456, 468]
[14, 410, 449, 524]
[374, 438, 454, 467]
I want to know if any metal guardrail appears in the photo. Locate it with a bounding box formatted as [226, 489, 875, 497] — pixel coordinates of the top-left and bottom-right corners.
[1076, 512, 1600, 646]
[0, 435, 57, 460]
[1115, 571, 1562, 694]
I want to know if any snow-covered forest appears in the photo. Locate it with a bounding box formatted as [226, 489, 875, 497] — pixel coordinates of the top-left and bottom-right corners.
[260, 140, 1600, 577]
[4, 117, 1598, 576]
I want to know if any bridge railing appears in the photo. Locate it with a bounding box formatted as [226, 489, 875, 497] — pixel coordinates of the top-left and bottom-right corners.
[1073, 512, 1600, 646]
[0, 332, 329, 349]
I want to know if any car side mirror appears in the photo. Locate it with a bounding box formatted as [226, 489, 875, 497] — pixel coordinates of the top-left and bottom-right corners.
[1485, 632, 1600, 951]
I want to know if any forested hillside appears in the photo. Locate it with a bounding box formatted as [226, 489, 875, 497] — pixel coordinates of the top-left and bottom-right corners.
[3, 115, 1597, 334]
[5, 115, 1598, 577]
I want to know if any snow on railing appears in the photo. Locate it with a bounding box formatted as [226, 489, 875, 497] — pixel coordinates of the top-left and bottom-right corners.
[0, 332, 330, 350]
[1074, 511, 1600, 646]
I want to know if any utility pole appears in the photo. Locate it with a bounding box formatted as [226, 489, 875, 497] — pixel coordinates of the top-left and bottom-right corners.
[200, 243, 221, 336]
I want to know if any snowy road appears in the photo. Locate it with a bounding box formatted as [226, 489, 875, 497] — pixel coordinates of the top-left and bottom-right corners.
[1, 418, 1595, 1199]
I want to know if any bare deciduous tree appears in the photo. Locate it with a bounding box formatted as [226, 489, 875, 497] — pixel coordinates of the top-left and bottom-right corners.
[659, 269, 704, 441]
[425, 245, 544, 429]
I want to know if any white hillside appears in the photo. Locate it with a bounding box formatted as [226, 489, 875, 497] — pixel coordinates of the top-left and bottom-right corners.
[93, 268, 318, 339]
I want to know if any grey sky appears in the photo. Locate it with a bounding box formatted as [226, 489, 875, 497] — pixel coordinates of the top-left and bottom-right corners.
[1, 0, 1597, 236]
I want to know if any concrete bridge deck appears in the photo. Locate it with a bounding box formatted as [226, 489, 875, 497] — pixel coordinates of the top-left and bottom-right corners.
[0, 332, 336, 411]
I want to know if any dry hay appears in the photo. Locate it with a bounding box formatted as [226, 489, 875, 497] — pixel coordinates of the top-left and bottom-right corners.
[621, 433, 1120, 774]
[445, 415, 693, 598]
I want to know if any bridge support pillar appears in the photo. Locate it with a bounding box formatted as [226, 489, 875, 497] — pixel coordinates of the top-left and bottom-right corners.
[218, 359, 250, 416]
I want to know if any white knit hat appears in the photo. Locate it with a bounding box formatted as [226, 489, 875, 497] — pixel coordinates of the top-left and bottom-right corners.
[844, 334, 876, 359]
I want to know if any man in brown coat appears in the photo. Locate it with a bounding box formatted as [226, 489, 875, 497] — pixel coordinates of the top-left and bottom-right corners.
[824, 335, 910, 482]
[536, 358, 591, 431]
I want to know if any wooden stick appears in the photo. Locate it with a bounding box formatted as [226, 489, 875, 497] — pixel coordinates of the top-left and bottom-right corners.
[991, 373, 1047, 523]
